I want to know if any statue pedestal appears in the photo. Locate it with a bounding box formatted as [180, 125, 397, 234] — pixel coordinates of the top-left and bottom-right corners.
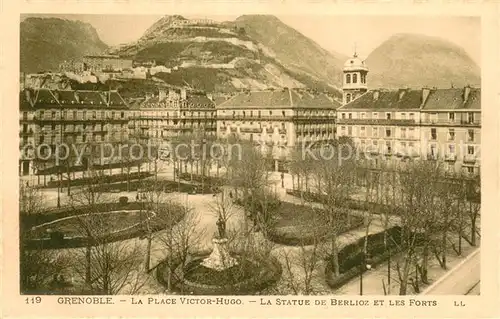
[200, 238, 238, 271]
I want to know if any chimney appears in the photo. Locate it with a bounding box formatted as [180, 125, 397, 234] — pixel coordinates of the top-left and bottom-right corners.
[158, 89, 167, 101]
[422, 87, 431, 105]
[398, 88, 406, 101]
[373, 90, 380, 101]
[25, 89, 31, 104]
[464, 85, 471, 103]
[181, 89, 187, 100]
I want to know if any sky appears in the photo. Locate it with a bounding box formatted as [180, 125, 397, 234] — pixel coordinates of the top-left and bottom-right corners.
[21, 14, 481, 65]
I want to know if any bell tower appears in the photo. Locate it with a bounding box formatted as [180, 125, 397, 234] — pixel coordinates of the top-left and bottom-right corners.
[342, 49, 368, 105]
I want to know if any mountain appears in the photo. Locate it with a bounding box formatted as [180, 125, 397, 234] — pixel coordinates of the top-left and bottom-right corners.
[20, 17, 108, 73]
[366, 33, 480, 89]
[232, 15, 348, 86]
[109, 15, 343, 95]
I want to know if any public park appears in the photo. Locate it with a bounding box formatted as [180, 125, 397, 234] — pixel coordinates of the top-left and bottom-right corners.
[19, 138, 481, 296]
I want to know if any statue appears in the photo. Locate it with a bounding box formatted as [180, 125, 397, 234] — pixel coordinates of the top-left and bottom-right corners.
[216, 216, 226, 238]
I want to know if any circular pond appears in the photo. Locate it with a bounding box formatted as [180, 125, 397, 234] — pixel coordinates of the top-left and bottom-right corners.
[30, 210, 156, 239]
[23, 202, 186, 249]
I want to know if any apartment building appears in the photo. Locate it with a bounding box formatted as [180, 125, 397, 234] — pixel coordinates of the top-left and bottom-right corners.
[420, 87, 481, 174]
[83, 55, 133, 72]
[128, 88, 216, 145]
[216, 88, 339, 171]
[337, 88, 423, 163]
[337, 86, 481, 174]
[19, 88, 130, 176]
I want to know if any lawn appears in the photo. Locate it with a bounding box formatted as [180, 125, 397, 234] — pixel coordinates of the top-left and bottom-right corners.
[267, 201, 364, 246]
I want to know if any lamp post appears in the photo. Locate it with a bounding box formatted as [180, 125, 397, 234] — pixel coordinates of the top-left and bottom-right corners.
[359, 253, 372, 296]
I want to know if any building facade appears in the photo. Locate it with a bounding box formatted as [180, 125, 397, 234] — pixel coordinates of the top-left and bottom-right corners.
[337, 53, 481, 174]
[216, 88, 340, 170]
[83, 55, 133, 72]
[19, 88, 130, 176]
[129, 88, 217, 145]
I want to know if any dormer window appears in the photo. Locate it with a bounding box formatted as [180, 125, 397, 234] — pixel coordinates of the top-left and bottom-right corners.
[353, 74, 358, 83]
[346, 74, 351, 84]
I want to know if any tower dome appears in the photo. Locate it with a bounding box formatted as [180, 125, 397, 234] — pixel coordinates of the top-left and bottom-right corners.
[342, 52, 369, 105]
[343, 55, 368, 71]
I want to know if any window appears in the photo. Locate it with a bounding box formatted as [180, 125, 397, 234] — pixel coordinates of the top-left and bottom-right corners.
[23, 124, 27, 132]
[430, 113, 437, 122]
[401, 113, 406, 119]
[386, 141, 391, 153]
[353, 73, 358, 83]
[341, 113, 346, 119]
[409, 113, 415, 120]
[373, 112, 378, 119]
[386, 113, 391, 120]
[40, 111, 45, 119]
[348, 113, 352, 119]
[468, 146, 475, 155]
[23, 112, 27, 120]
[468, 129, 474, 142]
[360, 127, 366, 137]
[408, 128, 415, 139]
[385, 128, 391, 137]
[373, 127, 378, 137]
[258, 111, 261, 118]
[449, 112, 455, 121]
[361, 112, 365, 119]
[430, 144, 436, 156]
[448, 129, 455, 141]
[347, 126, 352, 136]
[82, 134, 87, 142]
[431, 128, 437, 140]
[448, 144, 455, 154]
[400, 128, 406, 139]
[269, 111, 273, 115]
[468, 112, 474, 124]
[121, 112, 125, 118]
[467, 167, 474, 174]
[51, 111, 56, 119]
[51, 124, 55, 131]
[346, 74, 351, 84]
[346, 94, 351, 103]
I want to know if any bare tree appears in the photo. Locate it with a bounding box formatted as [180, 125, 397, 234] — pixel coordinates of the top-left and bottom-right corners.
[19, 183, 72, 294]
[310, 138, 358, 277]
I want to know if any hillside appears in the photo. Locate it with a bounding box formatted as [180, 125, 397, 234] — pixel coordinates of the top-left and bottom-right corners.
[232, 15, 348, 86]
[109, 15, 342, 95]
[366, 33, 480, 89]
[20, 17, 108, 73]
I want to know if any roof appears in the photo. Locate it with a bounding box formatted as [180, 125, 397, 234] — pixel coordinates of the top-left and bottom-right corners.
[20, 89, 129, 110]
[186, 94, 215, 109]
[422, 88, 480, 111]
[340, 89, 423, 110]
[217, 89, 341, 109]
[343, 55, 368, 72]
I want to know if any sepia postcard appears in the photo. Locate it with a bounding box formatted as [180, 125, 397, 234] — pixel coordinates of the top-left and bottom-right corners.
[1, 0, 499, 318]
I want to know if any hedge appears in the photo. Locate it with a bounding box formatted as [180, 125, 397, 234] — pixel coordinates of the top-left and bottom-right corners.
[286, 189, 398, 215]
[178, 173, 224, 186]
[45, 172, 152, 188]
[156, 254, 282, 295]
[324, 226, 405, 290]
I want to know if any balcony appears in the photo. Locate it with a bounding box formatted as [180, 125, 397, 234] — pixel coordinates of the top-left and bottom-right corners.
[463, 155, 477, 164]
[422, 118, 481, 127]
[444, 153, 457, 161]
[19, 129, 34, 136]
[240, 127, 262, 133]
[427, 153, 438, 161]
[336, 118, 415, 125]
